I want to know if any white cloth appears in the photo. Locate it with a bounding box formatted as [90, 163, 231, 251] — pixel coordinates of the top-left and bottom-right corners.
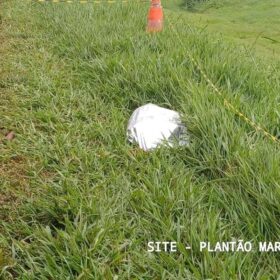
[127, 103, 187, 151]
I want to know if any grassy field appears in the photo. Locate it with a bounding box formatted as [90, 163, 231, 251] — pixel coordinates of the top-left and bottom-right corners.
[1, 0, 280, 279]
[167, 0, 280, 59]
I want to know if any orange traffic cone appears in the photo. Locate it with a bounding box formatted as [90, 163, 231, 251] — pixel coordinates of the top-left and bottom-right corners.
[146, 0, 163, 33]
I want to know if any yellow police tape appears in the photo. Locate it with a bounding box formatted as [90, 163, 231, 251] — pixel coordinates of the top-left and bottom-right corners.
[33, 1, 279, 145]
[35, 0, 148, 3]
[167, 16, 280, 145]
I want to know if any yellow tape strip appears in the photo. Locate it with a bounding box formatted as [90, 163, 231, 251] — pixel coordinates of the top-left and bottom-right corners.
[35, 0, 147, 3]
[167, 17, 280, 145]
[33, 1, 277, 144]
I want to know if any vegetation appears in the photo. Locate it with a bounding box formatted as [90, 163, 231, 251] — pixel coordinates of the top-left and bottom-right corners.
[173, 0, 280, 59]
[181, 0, 209, 10]
[1, 0, 280, 279]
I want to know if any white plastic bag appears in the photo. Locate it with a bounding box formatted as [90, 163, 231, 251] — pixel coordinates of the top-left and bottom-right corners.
[127, 103, 188, 151]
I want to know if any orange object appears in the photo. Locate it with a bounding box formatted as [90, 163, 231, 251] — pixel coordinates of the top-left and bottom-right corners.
[146, 0, 163, 33]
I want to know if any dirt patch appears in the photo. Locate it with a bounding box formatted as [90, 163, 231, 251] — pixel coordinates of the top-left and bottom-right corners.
[0, 155, 30, 218]
[0, 156, 29, 186]
[0, 2, 32, 223]
[0, 154, 29, 276]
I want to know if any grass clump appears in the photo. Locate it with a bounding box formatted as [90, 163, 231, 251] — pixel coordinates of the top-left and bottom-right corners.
[182, 0, 209, 10]
[1, 0, 280, 279]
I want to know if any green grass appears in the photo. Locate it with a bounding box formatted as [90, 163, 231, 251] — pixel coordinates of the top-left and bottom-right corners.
[166, 0, 280, 59]
[1, 0, 280, 279]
